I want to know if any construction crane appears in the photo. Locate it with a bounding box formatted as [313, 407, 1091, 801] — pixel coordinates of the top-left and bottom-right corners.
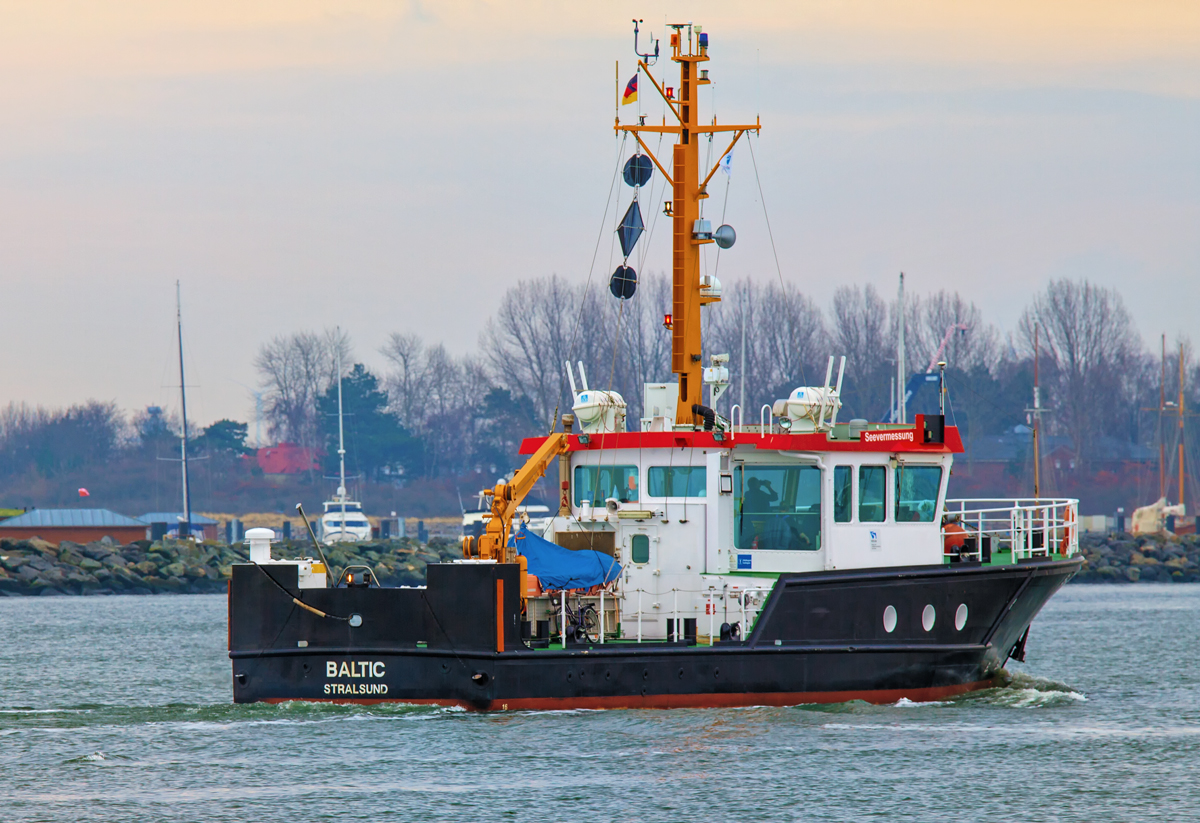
[461, 432, 571, 594]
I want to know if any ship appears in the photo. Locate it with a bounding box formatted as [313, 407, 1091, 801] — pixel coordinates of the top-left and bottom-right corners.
[228, 22, 1082, 710]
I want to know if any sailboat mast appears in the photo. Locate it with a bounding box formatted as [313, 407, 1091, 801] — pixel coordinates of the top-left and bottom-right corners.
[176, 281, 192, 538]
[1160, 334, 1166, 501]
[337, 339, 346, 525]
[897, 273, 906, 425]
[1032, 323, 1041, 498]
[1179, 342, 1185, 511]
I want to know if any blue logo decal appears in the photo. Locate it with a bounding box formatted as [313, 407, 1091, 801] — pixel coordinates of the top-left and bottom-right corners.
[737, 554, 752, 570]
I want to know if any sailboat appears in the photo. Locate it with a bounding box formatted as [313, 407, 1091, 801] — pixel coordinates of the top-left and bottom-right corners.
[317, 346, 372, 545]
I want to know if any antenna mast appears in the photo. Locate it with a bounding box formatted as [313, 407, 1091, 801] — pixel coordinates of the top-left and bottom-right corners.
[616, 22, 760, 425]
[176, 281, 192, 538]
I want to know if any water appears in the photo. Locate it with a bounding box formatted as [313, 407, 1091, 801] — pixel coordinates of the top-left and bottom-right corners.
[1, 586, 1196, 822]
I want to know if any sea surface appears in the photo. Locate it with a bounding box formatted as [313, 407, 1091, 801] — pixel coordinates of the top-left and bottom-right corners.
[1, 586, 1197, 822]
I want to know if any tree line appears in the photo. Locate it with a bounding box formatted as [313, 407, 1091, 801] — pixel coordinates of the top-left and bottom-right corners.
[0, 275, 1187, 489]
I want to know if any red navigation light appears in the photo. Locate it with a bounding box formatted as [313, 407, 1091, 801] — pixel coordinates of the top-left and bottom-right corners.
[665, 86, 675, 99]
[663, 313, 673, 329]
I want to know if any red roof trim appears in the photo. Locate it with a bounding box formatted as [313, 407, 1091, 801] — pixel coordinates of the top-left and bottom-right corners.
[520, 421, 964, 455]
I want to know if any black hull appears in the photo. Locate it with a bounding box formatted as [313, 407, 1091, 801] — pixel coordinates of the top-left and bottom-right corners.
[228, 558, 1080, 710]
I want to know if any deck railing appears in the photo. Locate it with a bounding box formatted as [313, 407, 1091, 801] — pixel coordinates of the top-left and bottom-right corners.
[943, 498, 1079, 562]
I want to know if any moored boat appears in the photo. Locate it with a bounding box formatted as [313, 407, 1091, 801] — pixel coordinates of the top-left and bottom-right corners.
[228, 22, 1081, 710]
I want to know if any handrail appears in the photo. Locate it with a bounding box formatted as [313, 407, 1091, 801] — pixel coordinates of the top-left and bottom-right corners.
[943, 497, 1079, 561]
[760, 404, 773, 439]
[730, 404, 743, 433]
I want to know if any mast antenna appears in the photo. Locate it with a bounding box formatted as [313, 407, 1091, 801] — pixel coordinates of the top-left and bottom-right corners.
[632, 19, 658, 64]
[616, 21, 759, 426]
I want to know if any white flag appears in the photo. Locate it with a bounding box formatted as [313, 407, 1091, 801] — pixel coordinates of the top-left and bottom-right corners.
[720, 151, 733, 178]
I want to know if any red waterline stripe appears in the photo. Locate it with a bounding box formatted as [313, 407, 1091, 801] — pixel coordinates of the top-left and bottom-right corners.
[259, 680, 995, 712]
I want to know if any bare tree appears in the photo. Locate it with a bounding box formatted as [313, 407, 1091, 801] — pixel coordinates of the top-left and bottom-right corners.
[1018, 279, 1146, 462]
[826, 284, 894, 420]
[254, 328, 352, 448]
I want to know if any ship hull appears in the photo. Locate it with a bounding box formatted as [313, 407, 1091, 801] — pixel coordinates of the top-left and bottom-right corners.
[229, 557, 1079, 710]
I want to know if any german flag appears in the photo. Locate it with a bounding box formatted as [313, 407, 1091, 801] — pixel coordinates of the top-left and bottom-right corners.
[622, 74, 638, 105]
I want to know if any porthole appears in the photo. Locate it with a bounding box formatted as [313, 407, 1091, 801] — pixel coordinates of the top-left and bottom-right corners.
[882, 605, 897, 633]
[922, 604, 936, 632]
[955, 603, 968, 631]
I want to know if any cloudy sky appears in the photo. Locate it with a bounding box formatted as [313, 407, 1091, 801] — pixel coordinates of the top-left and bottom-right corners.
[0, 1, 1196, 430]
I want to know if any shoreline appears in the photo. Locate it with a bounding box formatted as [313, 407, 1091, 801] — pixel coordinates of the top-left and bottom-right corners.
[1, 532, 1194, 596]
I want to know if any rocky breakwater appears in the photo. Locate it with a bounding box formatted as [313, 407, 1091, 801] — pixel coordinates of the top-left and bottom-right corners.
[1073, 533, 1200, 583]
[0, 536, 460, 596]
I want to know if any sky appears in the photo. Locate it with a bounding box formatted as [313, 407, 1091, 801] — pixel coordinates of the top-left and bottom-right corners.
[0, 1, 1197, 432]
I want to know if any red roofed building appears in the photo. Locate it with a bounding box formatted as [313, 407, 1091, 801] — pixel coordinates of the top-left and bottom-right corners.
[255, 443, 318, 475]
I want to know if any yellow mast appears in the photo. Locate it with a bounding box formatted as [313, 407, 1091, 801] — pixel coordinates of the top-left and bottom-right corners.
[616, 24, 760, 426]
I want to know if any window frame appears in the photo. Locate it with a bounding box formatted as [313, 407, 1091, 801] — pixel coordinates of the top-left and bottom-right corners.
[732, 462, 823, 552]
[894, 463, 943, 523]
[858, 464, 888, 523]
[833, 465, 853, 523]
[573, 463, 641, 507]
[646, 465, 707, 498]
[629, 533, 651, 564]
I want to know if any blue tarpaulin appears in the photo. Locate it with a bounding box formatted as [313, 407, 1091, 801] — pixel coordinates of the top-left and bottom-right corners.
[511, 524, 621, 591]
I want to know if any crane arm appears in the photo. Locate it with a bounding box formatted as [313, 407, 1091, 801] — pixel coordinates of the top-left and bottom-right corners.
[462, 432, 571, 565]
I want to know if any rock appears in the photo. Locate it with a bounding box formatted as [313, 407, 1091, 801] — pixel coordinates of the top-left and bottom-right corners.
[81, 542, 115, 561]
[102, 555, 128, 570]
[1125, 566, 1141, 582]
[17, 566, 41, 582]
[26, 537, 57, 553]
[77, 557, 103, 571]
[135, 560, 158, 575]
[58, 550, 85, 567]
[100, 535, 116, 546]
[185, 565, 208, 579]
[1130, 553, 1160, 566]
[1, 555, 27, 572]
[163, 562, 187, 578]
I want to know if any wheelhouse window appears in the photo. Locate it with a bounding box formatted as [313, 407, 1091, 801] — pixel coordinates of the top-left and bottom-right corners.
[647, 466, 706, 497]
[859, 465, 886, 522]
[834, 466, 852, 522]
[574, 464, 639, 506]
[896, 464, 942, 522]
[734, 464, 821, 551]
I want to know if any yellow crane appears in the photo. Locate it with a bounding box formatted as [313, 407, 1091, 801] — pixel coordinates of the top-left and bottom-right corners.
[461, 432, 571, 596]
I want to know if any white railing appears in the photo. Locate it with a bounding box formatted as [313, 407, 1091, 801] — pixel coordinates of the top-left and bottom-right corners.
[616, 586, 772, 644]
[943, 498, 1079, 562]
